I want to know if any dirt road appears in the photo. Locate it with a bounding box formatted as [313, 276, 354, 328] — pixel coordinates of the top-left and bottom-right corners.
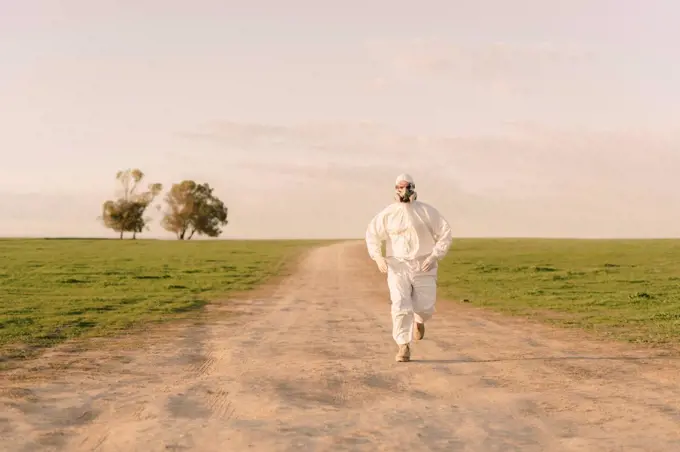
[1, 241, 679, 451]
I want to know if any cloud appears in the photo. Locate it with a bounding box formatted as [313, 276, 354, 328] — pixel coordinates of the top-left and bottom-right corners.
[178, 120, 680, 204]
[368, 77, 387, 91]
[179, 120, 419, 163]
[366, 37, 593, 77]
[362, 37, 597, 97]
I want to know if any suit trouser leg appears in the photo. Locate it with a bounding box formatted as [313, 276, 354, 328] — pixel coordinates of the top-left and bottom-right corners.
[387, 260, 414, 345]
[412, 269, 437, 324]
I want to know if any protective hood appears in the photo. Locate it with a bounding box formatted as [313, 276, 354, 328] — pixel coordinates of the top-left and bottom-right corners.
[395, 173, 415, 186]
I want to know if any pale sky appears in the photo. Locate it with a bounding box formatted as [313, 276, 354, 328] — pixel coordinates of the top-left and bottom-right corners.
[1, 0, 679, 239]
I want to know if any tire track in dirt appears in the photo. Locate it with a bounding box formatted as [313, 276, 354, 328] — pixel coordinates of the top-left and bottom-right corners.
[1, 241, 679, 451]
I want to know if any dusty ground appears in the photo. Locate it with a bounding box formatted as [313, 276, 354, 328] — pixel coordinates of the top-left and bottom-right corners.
[1, 241, 680, 451]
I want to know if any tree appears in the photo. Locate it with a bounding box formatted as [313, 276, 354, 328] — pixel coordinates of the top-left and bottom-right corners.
[161, 180, 229, 240]
[100, 169, 162, 239]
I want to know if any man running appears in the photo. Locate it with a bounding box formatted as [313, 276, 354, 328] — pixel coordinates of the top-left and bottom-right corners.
[365, 173, 454, 362]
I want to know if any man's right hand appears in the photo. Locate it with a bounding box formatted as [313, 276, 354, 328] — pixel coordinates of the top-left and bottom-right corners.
[375, 256, 388, 273]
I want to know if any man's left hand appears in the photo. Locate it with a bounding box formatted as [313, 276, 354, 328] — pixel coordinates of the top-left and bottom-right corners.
[421, 255, 437, 272]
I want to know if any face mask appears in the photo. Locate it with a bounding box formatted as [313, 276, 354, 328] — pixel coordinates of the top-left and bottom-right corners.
[395, 183, 417, 203]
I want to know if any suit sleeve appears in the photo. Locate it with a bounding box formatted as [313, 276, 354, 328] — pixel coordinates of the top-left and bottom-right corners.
[365, 211, 387, 261]
[428, 208, 453, 260]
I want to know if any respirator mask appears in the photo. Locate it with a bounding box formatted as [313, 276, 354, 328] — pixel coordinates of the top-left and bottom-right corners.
[395, 182, 417, 203]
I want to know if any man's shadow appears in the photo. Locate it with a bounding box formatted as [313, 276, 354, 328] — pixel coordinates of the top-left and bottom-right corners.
[412, 355, 678, 364]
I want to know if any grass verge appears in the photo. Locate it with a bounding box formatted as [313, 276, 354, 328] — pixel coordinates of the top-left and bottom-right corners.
[0, 238, 326, 360]
[438, 238, 680, 346]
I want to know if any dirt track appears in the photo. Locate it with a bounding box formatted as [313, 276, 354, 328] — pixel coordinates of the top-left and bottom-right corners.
[1, 241, 680, 451]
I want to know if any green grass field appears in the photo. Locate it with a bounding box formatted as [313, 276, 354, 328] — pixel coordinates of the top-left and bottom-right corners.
[2, 238, 679, 362]
[438, 239, 680, 346]
[0, 238, 324, 359]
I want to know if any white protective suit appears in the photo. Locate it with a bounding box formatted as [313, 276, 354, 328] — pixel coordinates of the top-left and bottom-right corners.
[365, 174, 453, 346]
